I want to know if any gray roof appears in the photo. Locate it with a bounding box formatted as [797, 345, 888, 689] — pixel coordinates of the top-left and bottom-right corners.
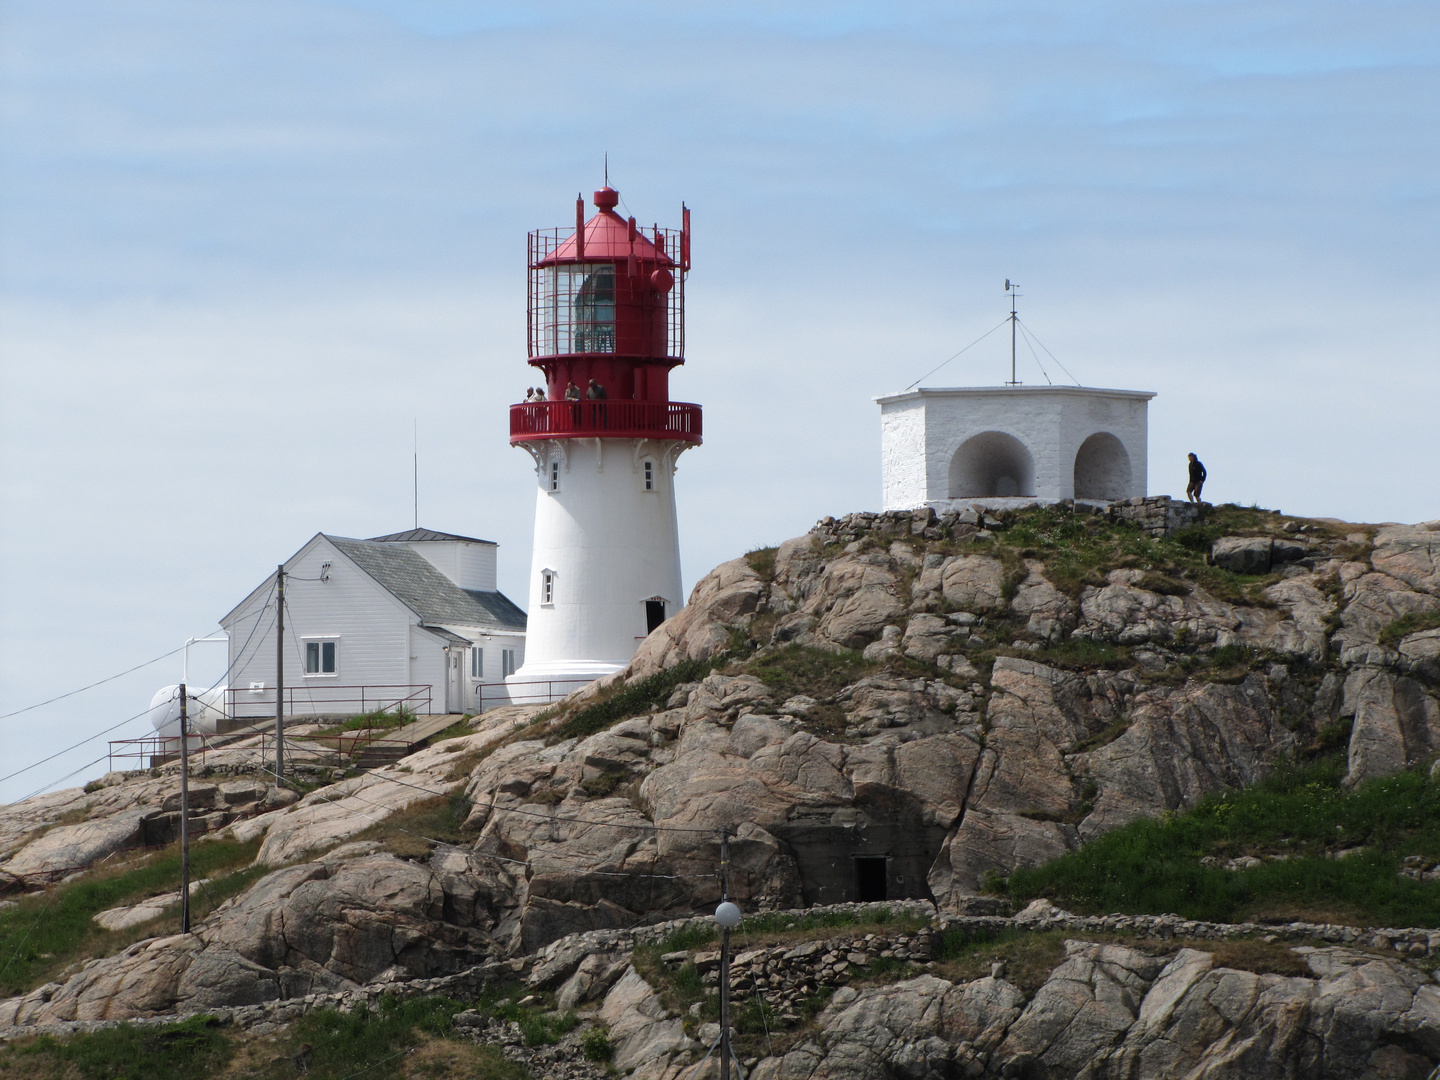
[326, 535, 527, 632]
[368, 527, 496, 545]
[419, 625, 473, 646]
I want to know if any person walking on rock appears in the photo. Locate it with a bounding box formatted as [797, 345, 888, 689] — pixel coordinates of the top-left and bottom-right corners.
[1186, 453, 1207, 503]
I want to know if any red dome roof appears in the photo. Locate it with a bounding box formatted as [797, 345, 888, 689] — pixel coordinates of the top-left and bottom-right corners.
[539, 188, 675, 267]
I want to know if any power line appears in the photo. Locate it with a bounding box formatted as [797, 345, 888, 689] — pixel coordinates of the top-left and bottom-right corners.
[0, 709, 158, 788]
[0, 588, 278, 801]
[0, 643, 189, 721]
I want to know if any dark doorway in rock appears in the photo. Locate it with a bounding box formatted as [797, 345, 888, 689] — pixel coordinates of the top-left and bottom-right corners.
[645, 599, 666, 634]
[854, 857, 888, 902]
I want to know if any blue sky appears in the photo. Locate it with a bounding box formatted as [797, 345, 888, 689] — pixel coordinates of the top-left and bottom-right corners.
[1, 1, 1437, 802]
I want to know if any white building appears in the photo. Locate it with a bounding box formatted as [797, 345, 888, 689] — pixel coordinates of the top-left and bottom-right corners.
[220, 528, 526, 723]
[876, 385, 1154, 511]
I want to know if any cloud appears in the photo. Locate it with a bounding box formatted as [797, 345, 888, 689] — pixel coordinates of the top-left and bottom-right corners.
[1, 0, 1437, 801]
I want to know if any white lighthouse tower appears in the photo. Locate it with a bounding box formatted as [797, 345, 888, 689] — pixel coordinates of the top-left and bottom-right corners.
[506, 185, 700, 700]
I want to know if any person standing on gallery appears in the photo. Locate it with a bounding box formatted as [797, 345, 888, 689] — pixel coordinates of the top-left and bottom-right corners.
[1186, 453, 1207, 503]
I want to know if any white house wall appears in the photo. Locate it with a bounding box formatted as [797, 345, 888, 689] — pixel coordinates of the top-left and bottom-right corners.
[224, 536, 435, 719]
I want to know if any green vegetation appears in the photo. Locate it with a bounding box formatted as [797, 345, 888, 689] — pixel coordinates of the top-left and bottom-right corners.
[0, 839, 262, 997]
[1002, 756, 1440, 926]
[352, 792, 476, 858]
[579, 769, 628, 798]
[742, 644, 877, 701]
[1379, 611, 1440, 648]
[581, 1026, 614, 1062]
[266, 995, 467, 1079]
[0, 1016, 230, 1080]
[548, 650, 737, 743]
[744, 545, 778, 580]
[0, 994, 565, 1080]
[338, 706, 416, 732]
[932, 923, 1309, 991]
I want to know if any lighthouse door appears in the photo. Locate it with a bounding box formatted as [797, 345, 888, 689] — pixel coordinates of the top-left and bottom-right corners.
[645, 599, 667, 634]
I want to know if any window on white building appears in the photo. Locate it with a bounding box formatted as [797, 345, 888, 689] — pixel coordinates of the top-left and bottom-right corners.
[643, 460, 655, 491]
[471, 647, 484, 679]
[549, 459, 561, 492]
[304, 640, 337, 675]
[502, 649, 517, 677]
[541, 570, 555, 605]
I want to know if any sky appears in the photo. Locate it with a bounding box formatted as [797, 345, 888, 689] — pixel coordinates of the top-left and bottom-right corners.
[1, 0, 1437, 803]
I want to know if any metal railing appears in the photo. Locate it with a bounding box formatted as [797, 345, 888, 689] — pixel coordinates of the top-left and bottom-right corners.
[509, 399, 702, 443]
[108, 734, 215, 771]
[475, 677, 596, 712]
[223, 684, 432, 721]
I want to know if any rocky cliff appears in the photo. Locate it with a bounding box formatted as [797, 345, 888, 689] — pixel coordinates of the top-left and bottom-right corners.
[1, 501, 1438, 1079]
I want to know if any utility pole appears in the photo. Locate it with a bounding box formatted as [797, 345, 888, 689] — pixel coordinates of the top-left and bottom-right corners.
[178, 683, 191, 933]
[719, 826, 732, 1080]
[275, 565, 285, 779]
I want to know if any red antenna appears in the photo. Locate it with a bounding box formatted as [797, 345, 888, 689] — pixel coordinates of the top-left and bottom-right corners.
[575, 196, 586, 260]
[681, 204, 691, 271]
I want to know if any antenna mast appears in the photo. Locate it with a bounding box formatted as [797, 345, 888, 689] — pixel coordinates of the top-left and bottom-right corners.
[1005, 279, 1021, 385]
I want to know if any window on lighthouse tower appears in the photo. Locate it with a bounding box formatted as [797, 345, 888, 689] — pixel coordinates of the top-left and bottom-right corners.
[541, 570, 555, 605]
[549, 459, 560, 492]
[643, 460, 655, 491]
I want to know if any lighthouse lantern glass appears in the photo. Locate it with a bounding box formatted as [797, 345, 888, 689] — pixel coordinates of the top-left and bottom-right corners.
[541, 263, 617, 356]
[527, 224, 686, 362]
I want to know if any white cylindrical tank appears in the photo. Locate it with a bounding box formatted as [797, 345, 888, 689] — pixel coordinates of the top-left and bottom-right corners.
[148, 683, 228, 736]
[508, 438, 686, 693]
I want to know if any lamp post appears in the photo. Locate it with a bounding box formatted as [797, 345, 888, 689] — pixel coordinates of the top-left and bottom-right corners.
[714, 824, 743, 1079]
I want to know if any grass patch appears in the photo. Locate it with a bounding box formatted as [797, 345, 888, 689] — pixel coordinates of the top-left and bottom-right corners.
[0, 1000, 537, 1080]
[1380, 611, 1440, 648]
[548, 651, 737, 743]
[739, 904, 925, 938]
[581, 1026, 614, 1062]
[268, 995, 469, 1079]
[0, 1015, 230, 1080]
[933, 925, 1069, 993]
[352, 792, 475, 858]
[745, 545, 778, 580]
[579, 770, 627, 798]
[0, 839, 262, 997]
[1029, 637, 1131, 672]
[338, 707, 416, 732]
[1003, 756, 1440, 926]
[741, 644, 877, 701]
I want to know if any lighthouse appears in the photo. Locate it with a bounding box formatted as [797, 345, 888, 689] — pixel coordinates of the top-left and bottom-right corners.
[505, 185, 700, 700]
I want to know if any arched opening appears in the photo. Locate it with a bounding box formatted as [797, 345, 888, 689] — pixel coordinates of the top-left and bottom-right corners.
[1073, 432, 1132, 500]
[949, 432, 1035, 498]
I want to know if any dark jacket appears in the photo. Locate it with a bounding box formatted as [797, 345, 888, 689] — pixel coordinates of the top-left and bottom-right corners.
[1189, 459, 1207, 483]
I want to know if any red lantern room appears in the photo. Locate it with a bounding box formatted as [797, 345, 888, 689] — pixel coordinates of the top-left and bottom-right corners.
[509, 187, 702, 444]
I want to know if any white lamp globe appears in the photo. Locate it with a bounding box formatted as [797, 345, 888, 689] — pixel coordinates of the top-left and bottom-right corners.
[714, 901, 742, 928]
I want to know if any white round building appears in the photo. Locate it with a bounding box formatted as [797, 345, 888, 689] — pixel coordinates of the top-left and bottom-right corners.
[506, 186, 700, 701]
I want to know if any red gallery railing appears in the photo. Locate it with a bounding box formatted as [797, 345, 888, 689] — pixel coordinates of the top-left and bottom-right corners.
[509, 400, 702, 443]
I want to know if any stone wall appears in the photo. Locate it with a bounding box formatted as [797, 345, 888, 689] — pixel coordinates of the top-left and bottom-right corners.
[11, 898, 1440, 1046]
